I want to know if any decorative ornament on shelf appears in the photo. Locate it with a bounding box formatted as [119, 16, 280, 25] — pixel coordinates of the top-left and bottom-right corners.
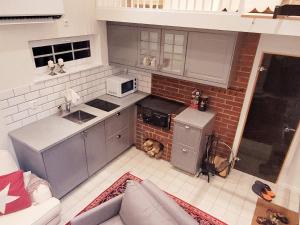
[190, 89, 201, 109]
[57, 58, 66, 73]
[47, 60, 56, 76]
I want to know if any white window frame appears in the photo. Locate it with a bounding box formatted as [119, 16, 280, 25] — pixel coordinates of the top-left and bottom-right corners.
[29, 35, 95, 74]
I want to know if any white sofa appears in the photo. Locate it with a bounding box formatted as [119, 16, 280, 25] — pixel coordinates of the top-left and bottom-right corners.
[0, 150, 61, 225]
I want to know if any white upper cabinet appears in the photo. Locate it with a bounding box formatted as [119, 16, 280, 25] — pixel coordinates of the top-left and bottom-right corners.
[137, 28, 161, 70]
[159, 30, 188, 76]
[185, 31, 237, 88]
[107, 24, 139, 67]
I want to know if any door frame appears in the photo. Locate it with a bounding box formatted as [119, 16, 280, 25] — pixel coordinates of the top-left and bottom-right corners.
[232, 50, 300, 184]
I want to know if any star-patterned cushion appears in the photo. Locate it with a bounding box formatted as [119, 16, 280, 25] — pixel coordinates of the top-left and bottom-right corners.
[0, 170, 31, 215]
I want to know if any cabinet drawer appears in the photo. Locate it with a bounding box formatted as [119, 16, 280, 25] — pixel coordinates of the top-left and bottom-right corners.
[173, 122, 201, 149]
[107, 128, 130, 161]
[105, 108, 130, 138]
[171, 144, 198, 174]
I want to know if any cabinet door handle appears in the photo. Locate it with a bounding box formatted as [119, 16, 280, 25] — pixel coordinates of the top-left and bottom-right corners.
[117, 135, 121, 139]
[116, 112, 121, 116]
[182, 148, 187, 153]
[185, 125, 190, 129]
[82, 131, 88, 138]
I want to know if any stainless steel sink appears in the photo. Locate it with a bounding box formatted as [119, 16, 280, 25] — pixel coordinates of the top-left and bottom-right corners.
[63, 110, 96, 124]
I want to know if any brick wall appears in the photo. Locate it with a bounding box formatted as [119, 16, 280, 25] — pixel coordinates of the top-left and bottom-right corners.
[136, 112, 176, 161]
[136, 33, 260, 160]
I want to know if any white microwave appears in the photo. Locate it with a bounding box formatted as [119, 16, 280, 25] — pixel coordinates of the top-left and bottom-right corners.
[106, 75, 137, 98]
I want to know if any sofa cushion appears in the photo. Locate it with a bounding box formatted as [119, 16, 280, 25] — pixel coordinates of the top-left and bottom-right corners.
[0, 170, 31, 215]
[0, 197, 60, 225]
[119, 181, 179, 225]
[142, 180, 198, 225]
[100, 215, 125, 225]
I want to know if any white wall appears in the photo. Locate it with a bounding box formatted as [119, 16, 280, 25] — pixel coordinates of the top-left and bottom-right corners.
[0, 0, 108, 91]
[233, 34, 300, 191]
[0, 0, 109, 158]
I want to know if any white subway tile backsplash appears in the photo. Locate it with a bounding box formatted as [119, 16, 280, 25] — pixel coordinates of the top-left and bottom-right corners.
[42, 101, 56, 111]
[0, 100, 8, 110]
[8, 95, 25, 106]
[13, 85, 30, 96]
[39, 87, 53, 96]
[22, 115, 37, 126]
[18, 102, 31, 112]
[2, 106, 18, 117]
[58, 75, 70, 84]
[36, 96, 48, 105]
[53, 84, 66, 92]
[30, 82, 45, 91]
[13, 111, 29, 121]
[5, 116, 13, 125]
[0, 65, 126, 130]
[0, 90, 14, 101]
[25, 91, 40, 101]
[47, 92, 61, 101]
[70, 73, 81, 80]
[45, 79, 58, 87]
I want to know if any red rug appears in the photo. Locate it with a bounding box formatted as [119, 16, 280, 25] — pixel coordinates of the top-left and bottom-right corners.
[67, 172, 227, 225]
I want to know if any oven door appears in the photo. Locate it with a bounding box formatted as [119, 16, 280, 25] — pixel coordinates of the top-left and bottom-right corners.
[142, 108, 170, 130]
[121, 80, 134, 97]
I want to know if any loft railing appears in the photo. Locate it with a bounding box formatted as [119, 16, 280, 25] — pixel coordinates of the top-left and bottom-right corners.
[97, 0, 282, 14]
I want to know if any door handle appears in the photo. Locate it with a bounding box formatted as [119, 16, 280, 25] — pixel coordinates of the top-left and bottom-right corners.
[259, 66, 267, 72]
[182, 148, 187, 153]
[284, 127, 296, 133]
[184, 125, 190, 129]
[82, 131, 88, 138]
[116, 112, 121, 116]
[117, 135, 122, 139]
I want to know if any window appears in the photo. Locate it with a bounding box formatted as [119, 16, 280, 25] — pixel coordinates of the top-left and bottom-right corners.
[32, 40, 91, 68]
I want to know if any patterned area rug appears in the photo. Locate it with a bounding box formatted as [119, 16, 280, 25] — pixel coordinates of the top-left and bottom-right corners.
[67, 172, 227, 225]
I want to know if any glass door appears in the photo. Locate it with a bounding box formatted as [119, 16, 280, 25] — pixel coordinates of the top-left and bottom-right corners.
[235, 54, 300, 182]
[159, 29, 187, 75]
[138, 28, 161, 70]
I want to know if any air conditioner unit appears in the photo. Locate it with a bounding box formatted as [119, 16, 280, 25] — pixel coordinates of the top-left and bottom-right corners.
[0, 0, 64, 25]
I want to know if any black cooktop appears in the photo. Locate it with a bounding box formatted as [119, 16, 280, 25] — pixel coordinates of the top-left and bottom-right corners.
[86, 99, 120, 112]
[137, 95, 186, 115]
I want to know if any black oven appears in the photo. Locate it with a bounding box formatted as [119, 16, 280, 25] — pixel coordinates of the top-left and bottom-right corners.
[137, 95, 185, 130]
[142, 107, 171, 130]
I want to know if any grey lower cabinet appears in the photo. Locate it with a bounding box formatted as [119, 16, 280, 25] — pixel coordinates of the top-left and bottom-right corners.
[84, 121, 107, 176]
[12, 106, 135, 199]
[171, 109, 215, 175]
[42, 133, 89, 198]
[105, 107, 134, 161]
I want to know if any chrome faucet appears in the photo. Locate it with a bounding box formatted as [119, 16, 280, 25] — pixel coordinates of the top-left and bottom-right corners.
[65, 97, 71, 112]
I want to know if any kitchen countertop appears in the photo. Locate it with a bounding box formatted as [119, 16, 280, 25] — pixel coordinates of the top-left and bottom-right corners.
[9, 91, 149, 153]
[174, 107, 216, 129]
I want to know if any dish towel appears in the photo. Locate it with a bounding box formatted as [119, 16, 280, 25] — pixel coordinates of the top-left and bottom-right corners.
[64, 89, 81, 105]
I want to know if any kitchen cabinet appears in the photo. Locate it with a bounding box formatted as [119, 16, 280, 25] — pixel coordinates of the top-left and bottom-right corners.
[84, 121, 107, 176]
[12, 105, 136, 199]
[185, 31, 237, 88]
[171, 108, 215, 174]
[160, 29, 188, 75]
[105, 107, 134, 161]
[107, 24, 139, 67]
[42, 133, 88, 198]
[137, 27, 161, 70]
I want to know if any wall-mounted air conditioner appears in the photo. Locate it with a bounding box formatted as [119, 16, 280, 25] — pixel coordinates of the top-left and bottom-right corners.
[0, 0, 64, 25]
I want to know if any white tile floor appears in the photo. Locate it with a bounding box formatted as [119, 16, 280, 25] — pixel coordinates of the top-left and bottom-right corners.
[59, 147, 300, 225]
